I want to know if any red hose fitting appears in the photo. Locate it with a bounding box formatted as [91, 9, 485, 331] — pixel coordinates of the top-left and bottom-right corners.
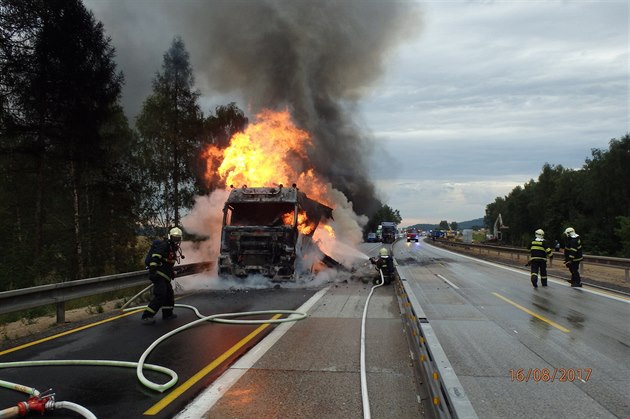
[16, 395, 50, 416]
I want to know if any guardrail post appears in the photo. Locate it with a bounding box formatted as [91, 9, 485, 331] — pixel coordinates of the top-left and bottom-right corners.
[626, 268, 629, 282]
[56, 301, 66, 324]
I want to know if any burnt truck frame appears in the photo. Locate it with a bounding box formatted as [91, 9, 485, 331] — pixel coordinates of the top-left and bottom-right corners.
[217, 185, 333, 281]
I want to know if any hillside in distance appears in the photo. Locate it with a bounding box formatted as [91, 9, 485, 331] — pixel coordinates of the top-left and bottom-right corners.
[406, 217, 485, 231]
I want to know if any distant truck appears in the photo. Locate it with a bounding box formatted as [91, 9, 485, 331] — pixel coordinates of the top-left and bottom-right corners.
[429, 230, 445, 240]
[217, 185, 333, 281]
[376, 225, 382, 242]
[381, 221, 398, 244]
[406, 228, 419, 242]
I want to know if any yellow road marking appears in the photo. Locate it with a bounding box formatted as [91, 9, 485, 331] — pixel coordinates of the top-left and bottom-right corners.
[492, 292, 571, 333]
[0, 310, 142, 356]
[144, 313, 283, 416]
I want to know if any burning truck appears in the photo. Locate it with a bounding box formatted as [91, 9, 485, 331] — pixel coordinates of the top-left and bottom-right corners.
[217, 184, 334, 281]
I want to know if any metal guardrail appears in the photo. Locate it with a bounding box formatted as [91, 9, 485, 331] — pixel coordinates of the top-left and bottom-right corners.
[435, 240, 630, 282]
[393, 264, 478, 419]
[0, 262, 210, 323]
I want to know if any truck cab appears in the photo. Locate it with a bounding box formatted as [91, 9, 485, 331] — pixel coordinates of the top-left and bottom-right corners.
[217, 185, 333, 281]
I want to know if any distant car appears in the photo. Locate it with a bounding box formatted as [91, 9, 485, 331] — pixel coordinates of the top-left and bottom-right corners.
[366, 232, 377, 242]
[406, 229, 419, 242]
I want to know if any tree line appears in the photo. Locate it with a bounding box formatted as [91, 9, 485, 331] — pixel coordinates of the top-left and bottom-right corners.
[1, 1, 627, 294]
[0, 0, 246, 291]
[484, 134, 630, 257]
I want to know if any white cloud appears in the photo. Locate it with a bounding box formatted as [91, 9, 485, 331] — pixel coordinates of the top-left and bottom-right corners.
[374, 178, 523, 225]
[84, 0, 628, 225]
[361, 0, 628, 223]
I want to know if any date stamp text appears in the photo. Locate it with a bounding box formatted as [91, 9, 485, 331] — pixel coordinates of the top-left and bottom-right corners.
[509, 368, 592, 382]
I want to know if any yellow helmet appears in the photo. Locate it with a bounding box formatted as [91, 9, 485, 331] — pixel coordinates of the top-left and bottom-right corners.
[169, 227, 183, 243]
[379, 248, 389, 257]
[535, 229, 544, 237]
[564, 227, 575, 237]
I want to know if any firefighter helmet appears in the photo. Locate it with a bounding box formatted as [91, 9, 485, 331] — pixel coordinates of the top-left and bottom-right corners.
[169, 227, 183, 243]
[535, 229, 544, 237]
[564, 227, 575, 237]
[379, 248, 389, 257]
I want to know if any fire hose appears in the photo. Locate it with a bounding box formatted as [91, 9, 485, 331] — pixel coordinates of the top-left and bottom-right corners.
[360, 267, 385, 419]
[0, 281, 307, 417]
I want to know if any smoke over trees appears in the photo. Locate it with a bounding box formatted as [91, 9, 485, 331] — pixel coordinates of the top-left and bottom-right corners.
[1, 0, 422, 290]
[85, 0, 423, 217]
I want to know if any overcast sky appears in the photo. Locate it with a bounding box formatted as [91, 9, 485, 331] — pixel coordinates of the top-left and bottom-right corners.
[85, 0, 628, 226]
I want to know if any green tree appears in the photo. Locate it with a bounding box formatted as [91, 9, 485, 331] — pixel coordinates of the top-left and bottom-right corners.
[614, 216, 630, 258]
[363, 204, 402, 236]
[483, 133, 630, 256]
[197, 102, 248, 194]
[439, 220, 449, 230]
[582, 135, 630, 254]
[204, 102, 248, 149]
[136, 36, 203, 228]
[484, 197, 506, 232]
[1, 0, 131, 284]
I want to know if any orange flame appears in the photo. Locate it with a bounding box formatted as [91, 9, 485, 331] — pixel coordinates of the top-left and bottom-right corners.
[296, 211, 318, 235]
[282, 210, 318, 235]
[203, 109, 331, 206]
[323, 224, 336, 238]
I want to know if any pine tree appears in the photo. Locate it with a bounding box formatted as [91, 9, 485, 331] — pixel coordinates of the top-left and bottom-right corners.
[136, 36, 203, 228]
[1, 0, 134, 285]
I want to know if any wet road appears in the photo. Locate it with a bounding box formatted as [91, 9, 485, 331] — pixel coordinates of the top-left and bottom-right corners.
[394, 240, 630, 419]
[0, 288, 319, 418]
[2, 240, 628, 418]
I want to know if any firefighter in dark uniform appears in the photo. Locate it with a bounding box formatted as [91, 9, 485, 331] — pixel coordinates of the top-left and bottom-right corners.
[528, 229, 553, 288]
[563, 227, 583, 287]
[141, 227, 183, 324]
[369, 248, 395, 285]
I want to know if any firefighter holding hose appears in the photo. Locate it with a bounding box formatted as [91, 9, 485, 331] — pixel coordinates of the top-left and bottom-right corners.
[369, 248, 395, 285]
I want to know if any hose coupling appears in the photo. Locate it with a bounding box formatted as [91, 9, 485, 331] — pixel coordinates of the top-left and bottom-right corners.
[17, 392, 54, 416]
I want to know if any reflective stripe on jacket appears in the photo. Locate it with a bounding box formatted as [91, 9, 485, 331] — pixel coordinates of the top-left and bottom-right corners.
[529, 238, 552, 261]
[149, 239, 177, 281]
[564, 236, 583, 263]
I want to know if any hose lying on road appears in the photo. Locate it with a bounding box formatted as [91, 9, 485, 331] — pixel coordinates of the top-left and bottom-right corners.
[0, 284, 308, 418]
[360, 268, 385, 419]
[129, 304, 307, 392]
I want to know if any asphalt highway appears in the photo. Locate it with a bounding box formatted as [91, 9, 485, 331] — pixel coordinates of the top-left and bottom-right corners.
[1, 240, 627, 418]
[0, 288, 322, 418]
[395, 239, 630, 419]
[0, 252, 422, 419]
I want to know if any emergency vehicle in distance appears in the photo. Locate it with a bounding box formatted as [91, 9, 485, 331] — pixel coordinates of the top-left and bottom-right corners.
[406, 228, 420, 242]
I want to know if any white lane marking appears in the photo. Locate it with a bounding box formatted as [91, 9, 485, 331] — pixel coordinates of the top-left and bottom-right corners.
[173, 286, 330, 419]
[426, 243, 630, 304]
[437, 274, 459, 289]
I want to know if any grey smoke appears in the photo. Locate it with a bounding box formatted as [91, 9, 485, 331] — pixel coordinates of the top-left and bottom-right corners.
[86, 0, 422, 216]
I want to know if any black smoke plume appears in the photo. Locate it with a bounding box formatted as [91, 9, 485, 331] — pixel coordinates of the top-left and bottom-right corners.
[86, 0, 422, 216]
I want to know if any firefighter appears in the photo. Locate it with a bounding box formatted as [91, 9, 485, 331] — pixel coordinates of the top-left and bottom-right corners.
[563, 227, 583, 287]
[528, 229, 553, 288]
[141, 227, 183, 324]
[369, 248, 395, 285]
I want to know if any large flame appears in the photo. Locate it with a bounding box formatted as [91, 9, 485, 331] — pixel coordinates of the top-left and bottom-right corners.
[203, 109, 331, 205]
[282, 210, 318, 235]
